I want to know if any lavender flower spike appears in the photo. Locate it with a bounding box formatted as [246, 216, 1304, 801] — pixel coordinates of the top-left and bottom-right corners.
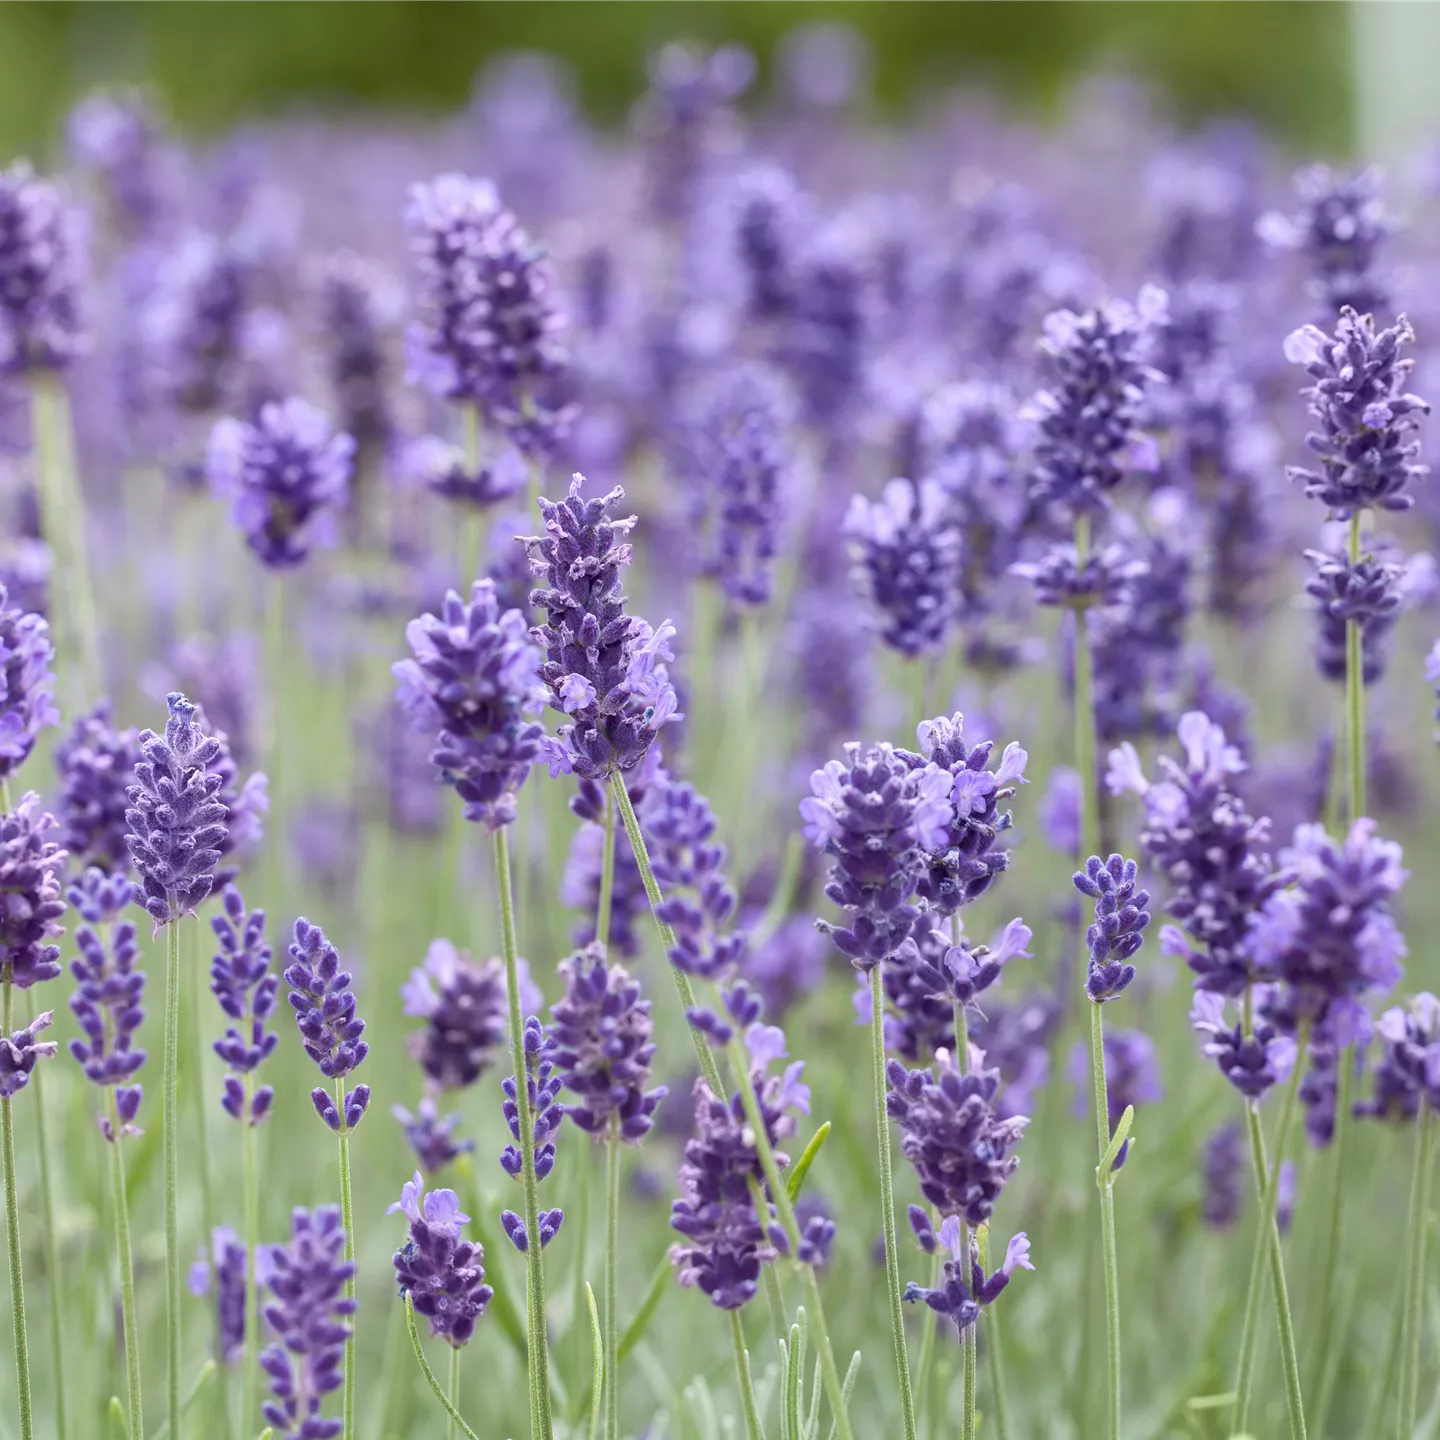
[1191, 993, 1296, 1100]
[393, 580, 546, 830]
[188, 1226, 248, 1366]
[0, 794, 67, 990]
[1073, 854, 1151, 1003]
[125, 693, 229, 928]
[210, 885, 278, 1126]
[284, 917, 370, 1132]
[0, 1010, 57, 1098]
[499, 1017, 564, 1252]
[54, 701, 137, 874]
[393, 1096, 474, 1174]
[260, 1206, 354, 1440]
[0, 586, 59, 782]
[903, 1217, 1034, 1337]
[0, 161, 87, 374]
[206, 397, 355, 569]
[524, 475, 682, 779]
[389, 1173, 493, 1346]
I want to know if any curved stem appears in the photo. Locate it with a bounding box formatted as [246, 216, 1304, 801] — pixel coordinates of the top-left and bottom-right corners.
[448, 1343, 461, 1440]
[596, 789, 616, 956]
[107, 1093, 143, 1440]
[28, 1016, 65, 1440]
[405, 1298, 482, 1440]
[495, 827, 553, 1440]
[333, 1078, 357, 1440]
[604, 1129, 620, 1440]
[730, 1311, 767, 1440]
[1399, 1103, 1436, 1439]
[164, 919, 182, 1440]
[242, 1080, 261, 1440]
[1346, 511, 1365, 824]
[1088, 1002, 1121, 1440]
[2, 979, 33, 1440]
[872, 964, 917, 1440]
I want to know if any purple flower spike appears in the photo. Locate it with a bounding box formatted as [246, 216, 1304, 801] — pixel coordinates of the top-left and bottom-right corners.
[55, 702, 137, 874]
[1074, 854, 1151, 1003]
[0, 794, 67, 990]
[207, 397, 355, 569]
[394, 1095, 474, 1174]
[400, 939, 519, 1091]
[285, 918, 369, 1128]
[1283, 308, 1428, 518]
[189, 1226, 248, 1366]
[66, 867, 132, 927]
[0, 162, 87, 374]
[1304, 547, 1404, 687]
[125, 693, 229, 928]
[903, 1219, 1033, 1337]
[548, 944, 667, 1142]
[260, 1206, 354, 1440]
[1359, 993, 1440, 1121]
[389, 1171, 493, 1346]
[801, 741, 952, 972]
[393, 580, 546, 831]
[210, 885, 277, 1125]
[500, 1016, 563, 1183]
[524, 475, 683, 780]
[0, 586, 59, 781]
[319, 251, 396, 450]
[0, 1010, 58, 1099]
[68, 907, 146, 1138]
[1191, 993, 1296, 1100]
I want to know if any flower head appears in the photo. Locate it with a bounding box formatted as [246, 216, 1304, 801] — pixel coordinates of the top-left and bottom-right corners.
[1304, 547, 1404, 686]
[189, 1226, 248, 1366]
[55, 702, 137, 874]
[210, 885, 277, 1126]
[1190, 992, 1296, 1100]
[284, 917, 370, 1132]
[499, 1017, 565, 1251]
[1201, 1122, 1244, 1229]
[0, 794, 67, 990]
[393, 1095, 474, 1173]
[0, 1010, 57, 1099]
[1073, 854, 1151, 1003]
[0, 162, 87, 373]
[68, 902, 146, 1139]
[903, 1222, 1033, 1337]
[389, 1172, 493, 1347]
[0, 586, 58, 780]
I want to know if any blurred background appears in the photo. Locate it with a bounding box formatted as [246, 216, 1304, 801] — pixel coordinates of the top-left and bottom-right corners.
[0, 1, 1363, 158]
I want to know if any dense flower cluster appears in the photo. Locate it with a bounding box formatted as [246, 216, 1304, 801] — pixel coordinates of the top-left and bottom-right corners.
[401, 435, 525, 511]
[1073, 854, 1151, 1003]
[394, 580, 545, 829]
[1011, 541, 1148, 610]
[1108, 711, 1276, 996]
[0, 793, 67, 995]
[210, 885, 278, 1126]
[1359, 993, 1440, 1121]
[903, 1216, 1033, 1337]
[389, 1173, 493, 1347]
[393, 1095, 474, 1174]
[285, 917, 371, 1132]
[1303, 547, 1404, 686]
[401, 940, 525, 1091]
[188, 1226, 248, 1367]
[0, 586, 59, 782]
[1283, 310, 1429, 518]
[499, 1017, 565, 1252]
[0, 161, 87, 373]
[1190, 992, 1296, 1100]
[68, 901, 146, 1139]
[206, 396, 355, 569]
[54, 702, 137, 874]
[524, 476, 682, 779]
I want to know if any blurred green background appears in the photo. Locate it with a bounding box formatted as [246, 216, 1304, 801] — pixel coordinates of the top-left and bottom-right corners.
[0, 1, 1357, 157]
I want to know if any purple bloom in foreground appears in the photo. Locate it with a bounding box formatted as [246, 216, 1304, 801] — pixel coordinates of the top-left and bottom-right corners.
[548, 944, 666, 1141]
[394, 1095, 474, 1174]
[68, 900, 146, 1139]
[1074, 854, 1151, 1004]
[55, 702, 137, 874]
[390, 1172, 493, 1347]
[284, 917, 370, 1132]
[125, 693, 229, 927]
[0, 586, 59, 781]
[1283, 308, 1428, 518]
[1190, 992, 1296, 1100]
[801, 741, 951, 972]
[189, 1225, 247, 1366]
[0, 793, 67, 990]
[210, 885, 277, 1126]
[207, 396, 355, 569]
[499, 1017, 564, 1251]
[0, 162, 87, 373]
[260, 1206, 354, 1440]
[1304, 547, 1403, 687]
[0, 1010, 57, 1099]
[903, 1217, 1033, 1338]
[393, 580, 545, 830]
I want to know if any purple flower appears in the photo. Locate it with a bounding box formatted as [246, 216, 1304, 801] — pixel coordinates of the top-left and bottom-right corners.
[845, 478, 962, 657]
[909, 917, 1032, 1020]
[319, 251, 396, 449]
[1201, 1123, 1244, 1230]
[1024, 286, 1167, 520]
[393, 1095, 474, 1174]
[0, 1010, 57, 1099]
[499, 1016, 564, 1224]
[206, 397, 355, 569]
[68, 88, 172, 240]
[732, 165, 803, 321]
[402, 435, 525, 511]
[780, 220, 867, 429]
[1039, 766, 1082, 854]
[1108, 711, 1276, 996]
[903, 1217, 1033, 1337]
[54, 702, 137, 874]
[284, 918, 370, 1132]
[389, 1173, 493, 1347]
[125, 693, 229, 927]
[1073, 854, 1151, 1004]
[66, 866, 131, 926]
[801, 741, 952, 972]
[0, 162, 87, 373]
[1190, 993, 1297, 1100]
[189, 1226, 248, 1366]
[393, 580, 545, 830]
[548, 945, 667, 1141]
[1304, 547, 1404, 686]
[1360, 993, 1440, 1120]
[260, 1206, 354, 1440]
[0, 793, 67, 992]
[401, 939, 533, 1091]
[1012, 541, 1149, 611]
[1246, 819, 1407, 1029]
[0, 587, 58, 781]
[210, 885, 277, 1126]
[150, 631, 261, 767]
[524, 476, 682, 780]
[404, 173, 573, 457]
[1283, 309, 1428, 518]
[886, 1053, 1027, 1227]
[68, 904, 146, 1139]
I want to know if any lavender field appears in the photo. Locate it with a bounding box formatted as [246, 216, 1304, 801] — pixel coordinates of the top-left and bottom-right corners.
[0, 21, 1438, 1440]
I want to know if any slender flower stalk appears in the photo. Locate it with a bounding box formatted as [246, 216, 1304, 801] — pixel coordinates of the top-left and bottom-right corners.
[1399, 1102, 1435, 1438]
[106, 1084, 143, 1440]
[2, 981, 33, 1440]
[729, 1310, 766, 1440]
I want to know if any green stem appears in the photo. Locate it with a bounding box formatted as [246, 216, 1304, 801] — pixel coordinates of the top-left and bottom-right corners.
[495, 827, 554, 1440]
[28, 1012, 65, 1440]
[185, 925, 218, 1377]
[978, 1229, 1012, 1440]
[730, 1311, 767, 1440]
[460, 405, 483, 586]
[1346, 511, 1365, 824]
[106, 1092, 144, 1440]
[604, 1128, 620, 1440]
[164, 918, 182, 1440]
[1364, 1281, 1405, 1440]
[334, 1077, 357, 1440]
[242, 1079, 261, 1440]
[1072, 516, 1098, 862]
[404, 1298, 482, 1440]
[962, 1228, 977, 1440]
[1233, 1047, 1306, 1435]
[1309, 1042, 1354, 1422]
[448, 1344, 461, 1440]
[911, 1243, 942, 1436]
[1399, 1103, 1436, 1439]
[1088, 1002, 1121, 1440]
[2, 980, 33, 1440]
[872, 964, 917, 1440]
[596, 788, 616, 955]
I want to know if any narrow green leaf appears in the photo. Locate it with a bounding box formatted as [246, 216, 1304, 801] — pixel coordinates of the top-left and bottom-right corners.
[149, 1359, 218, 1440]
[1098, 1105, 1134, 1182]
[1185, 1391, 1238, 1411]
[824, 1353, 862, 1440]
[786, 1122, 832, 1204]
[108, 1397, 128, 1440]
[586, 1282, 604, 1440]
[619, 1254, 672, 1362]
